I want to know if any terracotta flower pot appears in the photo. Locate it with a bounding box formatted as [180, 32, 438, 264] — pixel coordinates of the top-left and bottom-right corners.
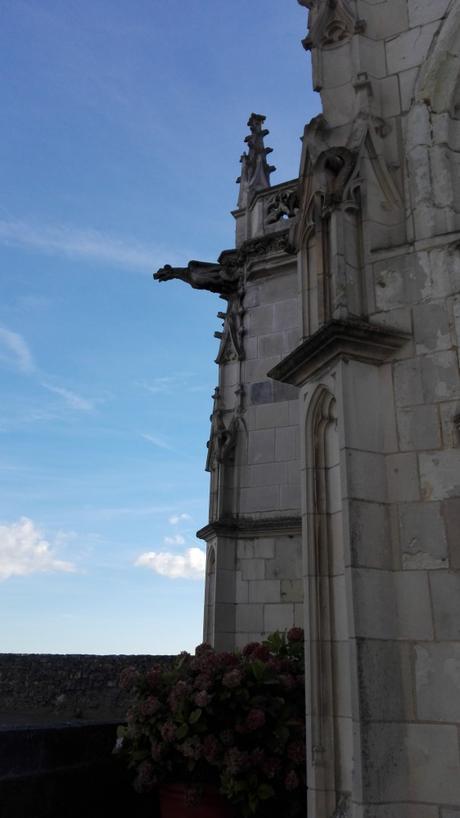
[159, 782, 236, 818]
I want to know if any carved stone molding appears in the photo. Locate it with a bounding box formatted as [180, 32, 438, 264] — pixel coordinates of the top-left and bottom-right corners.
[197, 515, 302, 542]
[268, 318, 411, 387]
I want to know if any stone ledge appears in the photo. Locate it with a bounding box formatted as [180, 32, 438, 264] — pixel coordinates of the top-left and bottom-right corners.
[267, 318, 410, 387]
[197, 515, 302, 541]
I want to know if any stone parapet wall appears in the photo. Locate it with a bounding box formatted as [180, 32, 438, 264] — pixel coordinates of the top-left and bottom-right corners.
[0, 654, 172, 725]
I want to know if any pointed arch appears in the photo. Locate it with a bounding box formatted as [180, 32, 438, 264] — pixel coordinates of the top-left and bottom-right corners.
[203, 545, 216, 645]
[304, 385, 352, 817]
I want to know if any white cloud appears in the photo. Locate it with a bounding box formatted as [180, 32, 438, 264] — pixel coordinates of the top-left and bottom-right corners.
[169, 513, 192, 525]
[164, 534, 186, 546]
[41, 383, 94, 412]
[0, 219, 181, 273]
[135, 547, 205, 580]
[141, 433, 173, 450]
[0, 326, 34, 373]
[0, 517, 76, 580]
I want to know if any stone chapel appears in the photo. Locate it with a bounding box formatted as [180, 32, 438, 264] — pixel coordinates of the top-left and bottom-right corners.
[155, 1, 460, 815]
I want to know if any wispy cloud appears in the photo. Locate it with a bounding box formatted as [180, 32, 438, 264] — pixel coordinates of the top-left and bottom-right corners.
[0, 326, 35, 373]
[164, 534, 186, 546]
[135, 546, 205, 580]
[169, 513, 192, 525]
[41, 383, 94, 412]
[0, 517, 76, 580]
[141, 433, 173, 451]
[0, 219, 181, 273]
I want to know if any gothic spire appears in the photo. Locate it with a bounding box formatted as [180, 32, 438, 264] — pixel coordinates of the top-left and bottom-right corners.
[236, 113, 276, 209]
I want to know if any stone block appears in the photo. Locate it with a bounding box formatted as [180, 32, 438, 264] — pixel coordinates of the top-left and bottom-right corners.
[408, 0, 450, 27]
[440, 401, 460, 449]
[264, 603, 294, 632]
[421, 350, 460, 403]
[397, 404, 441, 452]
[442, 497, 460, 570]
[250, 381, 273, 405]
[415, 642, 460, 722]
[362, 805, 439, 818]
[262, 273, 298, 303]
[247, 428, 275, 464]
[239, 559, 266, 581]
[379, 75, 401, 119]
[248, 580, 280, 604]
[385, 22, 438, 74]
[350, 501, 393, 569]
[237, 539, 273, 561]
[266, 538, 302, 580]
[275, 426, 299, 462]
[354, 569, 434, 640]
[363, 722, 460, 804]
[235, 604, 264, 633]
[294, 602, 304, 626]
[280, 482, 301, 510]
[244, 356, 280, 383]
[370, 306, 412, 335]
[244, 336, 258, 360]
[273, 298, 298, 332]
[443, 812, 460, 818]
[430, 571, 460, 639]
[346, 450, 386, 502]
[273, 381, 299, 403]
[419, 450, 460, 501]
[413, 301, 451, 354]
[357, 0, 408, 40]
[240, 485, 280, 513]
[394, 358, 424, 407]
[248, 461, 287, 487]
[386, 453, 420, 502]
[358, 640, 415, 721]
[288, 399, 299, 426]
[255, 401, 290, 429]
[247, 305, 274, 337]
[280, 579, 303, 602]
[258, 332, 288, 358]
[214, 603, 235, 634]
[234, 632, 262, 649]
[244, 285, 260, 309]
[235, 572, 249, 603]
[399, 501, 448, 569]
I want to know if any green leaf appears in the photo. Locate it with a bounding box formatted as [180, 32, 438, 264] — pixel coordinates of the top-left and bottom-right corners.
[258, 783, 275, 800]
[189, 708, 202, 724]
[176, 724, 188, 739]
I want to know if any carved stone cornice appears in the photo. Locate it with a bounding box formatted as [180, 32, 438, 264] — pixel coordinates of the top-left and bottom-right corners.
[268, 318, 411, 387]
[197, 515, 302, 541]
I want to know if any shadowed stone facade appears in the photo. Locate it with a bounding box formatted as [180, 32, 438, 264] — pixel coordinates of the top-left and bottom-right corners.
[155, 2, 460, 815]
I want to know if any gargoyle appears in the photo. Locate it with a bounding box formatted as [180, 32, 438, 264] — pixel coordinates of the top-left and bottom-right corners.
[154, 260, 239, 296]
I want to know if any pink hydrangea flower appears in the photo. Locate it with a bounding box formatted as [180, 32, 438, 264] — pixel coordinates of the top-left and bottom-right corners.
[285, 770, 300, 791]
[222, 668, 242, 688]
[287, 627, 304, 643]
[245, 708, 266, 731]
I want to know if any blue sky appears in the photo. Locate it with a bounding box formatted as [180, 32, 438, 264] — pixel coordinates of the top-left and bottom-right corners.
[0, 0, 319, 654]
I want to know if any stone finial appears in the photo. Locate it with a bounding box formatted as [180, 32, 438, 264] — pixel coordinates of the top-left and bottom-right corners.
[236, 113, 276, 209]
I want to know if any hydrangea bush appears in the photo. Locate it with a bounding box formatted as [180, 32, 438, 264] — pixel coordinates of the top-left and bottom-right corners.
[117, 628, 306, 817]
